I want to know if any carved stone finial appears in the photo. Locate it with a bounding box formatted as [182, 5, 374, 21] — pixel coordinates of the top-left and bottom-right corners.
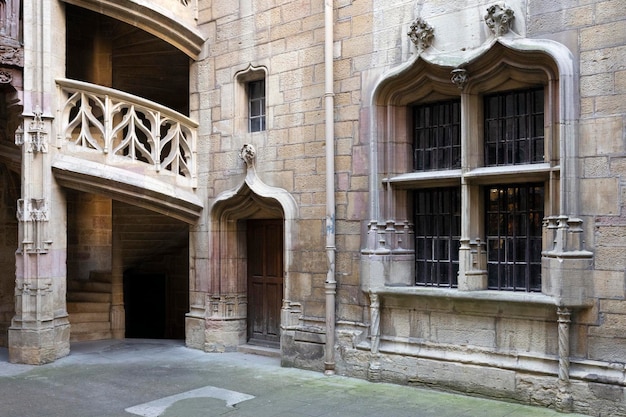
[239, 143, 256, 169]
[407, 17, 434, 53]
[484, 3, 515, 36]
[451, 68, 468, 89]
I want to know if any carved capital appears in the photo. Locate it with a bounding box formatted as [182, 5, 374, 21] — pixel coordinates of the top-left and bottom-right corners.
[451, 68, 468, 89]
[484, 3, 515, 36]
[407, 17, 434, 53]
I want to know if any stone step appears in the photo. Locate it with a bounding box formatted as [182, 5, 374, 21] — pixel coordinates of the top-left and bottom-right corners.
[70, 321, 111, 333]
[70, 330, 112, 342]
[89, 270, 112, 283]
[67, 280, 112, 293]
[67, 302, 110, 313]
[68, 312, 110, 323]
[67, 291, 112, 303]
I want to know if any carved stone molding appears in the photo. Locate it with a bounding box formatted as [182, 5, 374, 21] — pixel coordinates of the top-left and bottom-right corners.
[451, 68, 468, 89]
[17, 198, 51, 253]
[484, 3, 515, 36]
[407, 17, 434, 53]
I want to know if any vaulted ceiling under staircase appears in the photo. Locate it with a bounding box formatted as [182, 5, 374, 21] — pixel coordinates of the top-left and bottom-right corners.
[65, 3, 190, 115]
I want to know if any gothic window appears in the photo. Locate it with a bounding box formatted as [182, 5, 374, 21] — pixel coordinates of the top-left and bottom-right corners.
[411, 86, 548, 291]
[235, 65, 268, 135]
[371, 41, 573, 298]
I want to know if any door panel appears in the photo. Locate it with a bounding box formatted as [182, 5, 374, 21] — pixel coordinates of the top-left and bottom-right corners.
[247, 220, 283, 347]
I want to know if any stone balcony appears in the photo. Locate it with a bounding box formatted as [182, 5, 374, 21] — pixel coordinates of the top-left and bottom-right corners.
[52, 78, 203, 223]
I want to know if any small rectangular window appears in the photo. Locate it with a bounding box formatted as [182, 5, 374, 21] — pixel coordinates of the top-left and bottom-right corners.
[485, 183, 544, 291]
[413, 100, 461, 171]
[484, 88, 544, 166]
[414, 187, 461, 287]
[248, 80, 266, 132]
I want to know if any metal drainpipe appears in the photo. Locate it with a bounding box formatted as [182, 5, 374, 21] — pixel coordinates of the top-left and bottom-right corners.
[323, 0, 336, 376]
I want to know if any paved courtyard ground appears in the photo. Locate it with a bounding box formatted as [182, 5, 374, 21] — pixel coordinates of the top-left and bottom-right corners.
[0, 339, 589, 417]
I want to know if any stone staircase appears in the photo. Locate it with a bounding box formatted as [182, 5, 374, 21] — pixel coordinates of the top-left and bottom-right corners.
[67, 271, 112, 342]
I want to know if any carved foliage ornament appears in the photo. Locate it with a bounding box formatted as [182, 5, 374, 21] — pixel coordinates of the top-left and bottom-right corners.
[485, 3, 515, 36]
[407, 17, 434, 52]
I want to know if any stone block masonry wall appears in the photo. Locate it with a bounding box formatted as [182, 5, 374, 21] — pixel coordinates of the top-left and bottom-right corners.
[529, 0, 626, 381]
[336, 0, 626, 416]
[193, 0, 369, 362]
[189, 0, 626, 414]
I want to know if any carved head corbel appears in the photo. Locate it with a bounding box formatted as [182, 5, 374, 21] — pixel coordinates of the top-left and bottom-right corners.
[239, 143, 257, 169]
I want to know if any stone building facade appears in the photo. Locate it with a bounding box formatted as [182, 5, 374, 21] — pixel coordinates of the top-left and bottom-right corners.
[0, 0, 625, 415]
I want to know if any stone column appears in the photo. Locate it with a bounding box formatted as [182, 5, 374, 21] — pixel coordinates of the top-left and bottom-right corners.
[9, 111, 70, 364]
[8, 0, 69, 364]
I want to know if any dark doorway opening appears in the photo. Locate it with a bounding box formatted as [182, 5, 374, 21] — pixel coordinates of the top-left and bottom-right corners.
[124, 271, 167, 339]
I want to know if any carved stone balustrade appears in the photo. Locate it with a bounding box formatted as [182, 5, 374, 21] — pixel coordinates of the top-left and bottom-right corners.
[56, 78, 198, 189]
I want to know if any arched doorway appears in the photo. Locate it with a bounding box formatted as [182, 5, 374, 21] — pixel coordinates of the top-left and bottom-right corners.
[201, 151, 299, 353]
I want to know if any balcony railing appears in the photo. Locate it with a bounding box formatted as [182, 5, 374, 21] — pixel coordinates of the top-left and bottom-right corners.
[56, 78, 197, 188]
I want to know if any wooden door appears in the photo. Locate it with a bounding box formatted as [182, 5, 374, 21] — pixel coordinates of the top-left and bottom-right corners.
[247, 220, 283, 347]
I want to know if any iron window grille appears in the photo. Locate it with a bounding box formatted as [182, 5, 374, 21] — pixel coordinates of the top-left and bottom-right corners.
[485, 183, 544, 291]
[413, 99, 461, 171]
[414, 187, 461, 287]
[484, 88, 544, 166]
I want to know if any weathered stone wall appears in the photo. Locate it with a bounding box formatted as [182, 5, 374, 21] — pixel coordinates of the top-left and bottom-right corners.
[66, 190, 112, 282]
[187, 0, 626, 414]
[192, 0, 366, 361]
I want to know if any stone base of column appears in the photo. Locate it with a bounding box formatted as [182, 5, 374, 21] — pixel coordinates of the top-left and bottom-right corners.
[8, 318, 70, 364]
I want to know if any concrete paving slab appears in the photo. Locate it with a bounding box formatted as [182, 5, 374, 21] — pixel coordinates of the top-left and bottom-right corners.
[0, 339, 590, 417]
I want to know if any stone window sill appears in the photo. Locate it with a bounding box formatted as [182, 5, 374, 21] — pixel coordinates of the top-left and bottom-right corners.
[371, 285, 556, 306]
